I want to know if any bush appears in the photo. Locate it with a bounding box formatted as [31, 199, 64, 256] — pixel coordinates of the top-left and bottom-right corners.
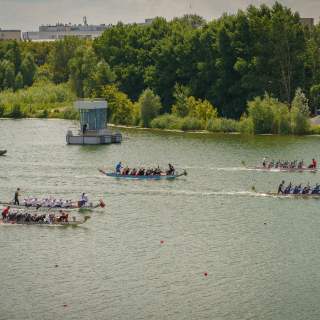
[150, 114, 201, 131]
[59, 106, 79, 120]
[206, 118, 238, 132]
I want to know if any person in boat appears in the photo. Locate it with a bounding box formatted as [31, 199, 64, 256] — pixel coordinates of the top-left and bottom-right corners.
[311, 184, 319, 194]
[2, 206, 10, 219]
[168, 164, 175, 175]
[14, 188, 21, 205]
[309, 158, 317, 168]
[55, 198, 62, 207]
[50, 198, 56, 207]
[262, 156, 267, 167]
[59, 210, 67, 221]
[278, 180, 285, 194]
[293, 184, 301, 194]
[302, 182, 310, 194]
[116, 162, 122, 174]
[131, 168, 136, 175]
[283, 182, 292, 194]
[80, 192, 88, 207]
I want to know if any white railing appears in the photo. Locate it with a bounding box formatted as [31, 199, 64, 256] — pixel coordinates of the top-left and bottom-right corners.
[76, 98, 105, 102]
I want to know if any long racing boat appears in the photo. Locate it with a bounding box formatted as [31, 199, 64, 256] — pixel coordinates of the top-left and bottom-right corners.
[1, 215, 91, 226]
[0, 201, 101, 211]
[98, 168, 187, 179]
[252, 186, 320, 197]
[242, 161, 317, 172]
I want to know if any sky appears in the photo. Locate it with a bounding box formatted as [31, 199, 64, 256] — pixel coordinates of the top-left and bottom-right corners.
[0, 0, 319, 32]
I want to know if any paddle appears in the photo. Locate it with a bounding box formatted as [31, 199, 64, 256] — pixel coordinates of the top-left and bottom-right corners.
[252, 186, 259, 193]
[242, 161, 248, 168]
[98, 168, 106, 175]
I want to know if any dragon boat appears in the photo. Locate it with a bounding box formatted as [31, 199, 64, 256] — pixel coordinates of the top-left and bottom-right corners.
[252, 186, 320, 197]
[242, 161, 318, 172]
[0, 215, 91, 226]
[0, 201, 103, 211]
[98, 168, 187, 179]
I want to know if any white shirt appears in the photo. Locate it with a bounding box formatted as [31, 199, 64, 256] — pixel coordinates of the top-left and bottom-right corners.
[61, 201, 68, 208]
[82, 193, 88, 201]
[263, 157, 267, 163]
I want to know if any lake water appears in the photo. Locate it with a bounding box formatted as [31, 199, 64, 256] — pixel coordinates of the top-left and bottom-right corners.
[1, 119, 320, 319]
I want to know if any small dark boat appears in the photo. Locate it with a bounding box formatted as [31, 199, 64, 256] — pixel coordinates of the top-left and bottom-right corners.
[0, 149, 7, 155]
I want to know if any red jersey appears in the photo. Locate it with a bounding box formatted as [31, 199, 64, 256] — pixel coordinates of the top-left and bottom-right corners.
[2, 207, 9, 214]
[313, 160, 317, 167]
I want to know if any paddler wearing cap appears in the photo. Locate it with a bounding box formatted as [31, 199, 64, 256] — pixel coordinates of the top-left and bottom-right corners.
[262, 156, 267, 167]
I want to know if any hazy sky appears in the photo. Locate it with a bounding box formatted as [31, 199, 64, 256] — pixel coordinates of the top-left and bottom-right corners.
[0, 0, 319, 32]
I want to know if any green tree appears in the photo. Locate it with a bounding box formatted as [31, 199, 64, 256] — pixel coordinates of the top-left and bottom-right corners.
[3, 64, 15, 88]
[20, 52, 37, 86]
[15, 71, 23, 91]
[291, 88, 310, 134]
[172, 14, 206, 29]
[139, 88, 162, 127]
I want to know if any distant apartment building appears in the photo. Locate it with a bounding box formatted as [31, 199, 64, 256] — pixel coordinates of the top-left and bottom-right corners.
[0, 29, 21, 41]
[300, 18, 314, 38]
[23, 17, 155, 41]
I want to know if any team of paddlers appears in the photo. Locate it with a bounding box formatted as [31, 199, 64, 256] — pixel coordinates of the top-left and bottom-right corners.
[1, 207, 68, 223]
[262, 157, 317, 169]
[278, 181, 319, 194]
[9, 189, 89, 208]
[114, 162, 175, 176]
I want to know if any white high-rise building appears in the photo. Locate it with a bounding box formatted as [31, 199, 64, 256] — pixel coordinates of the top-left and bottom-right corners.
[23, 17, 155, 41]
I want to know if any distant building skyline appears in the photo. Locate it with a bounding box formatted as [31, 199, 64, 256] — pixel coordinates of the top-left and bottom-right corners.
[0, 0, 319, 33]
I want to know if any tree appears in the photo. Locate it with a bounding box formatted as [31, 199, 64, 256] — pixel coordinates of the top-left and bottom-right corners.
[20, 52, 37, 86]
[172, 14, 206, 29]
[15, 71, 23, 91]
[3, 64, 15, 89]
[139, 88, 161, 127]
[291, 88, 310, 134]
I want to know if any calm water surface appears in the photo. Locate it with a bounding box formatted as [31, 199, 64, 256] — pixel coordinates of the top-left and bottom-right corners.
[1, 119, 320, 319]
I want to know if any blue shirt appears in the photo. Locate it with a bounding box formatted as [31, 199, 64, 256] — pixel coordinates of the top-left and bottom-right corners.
[116, 163, 121, 170]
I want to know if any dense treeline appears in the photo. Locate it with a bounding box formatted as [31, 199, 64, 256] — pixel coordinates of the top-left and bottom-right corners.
[1, 2, 320, 133]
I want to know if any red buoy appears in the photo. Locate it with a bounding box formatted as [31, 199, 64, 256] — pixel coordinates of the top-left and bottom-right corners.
[55, 264, 58, 267]
[160, 240, 163, 243]
[264, 222, 266, 225]
[204, 272, 207, 276]
[63, 304, 67, 307]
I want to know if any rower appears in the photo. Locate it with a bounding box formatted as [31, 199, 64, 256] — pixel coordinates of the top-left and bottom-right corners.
[168, 163, 175, 175]
[278, 180, 285, 193]
[302, 182, 310, 194]
[311, 183, 319, 194]
[283, 182, 292, 194]
[293, 184, 301, 194]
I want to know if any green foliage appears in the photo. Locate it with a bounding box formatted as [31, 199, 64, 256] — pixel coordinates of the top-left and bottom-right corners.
[206, 118, 238, 132]
[59, 106, 79, 120]
[20, 52, 37, 86]
[291, 87, 310, 134]
[150, 114, 201, 131]
[139, 88, 162, 127]
[172, 14, 206, 29]
[15, 71, 23, 91]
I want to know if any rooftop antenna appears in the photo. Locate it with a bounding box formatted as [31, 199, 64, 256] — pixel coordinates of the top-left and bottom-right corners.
[83, 16, 87, 26]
